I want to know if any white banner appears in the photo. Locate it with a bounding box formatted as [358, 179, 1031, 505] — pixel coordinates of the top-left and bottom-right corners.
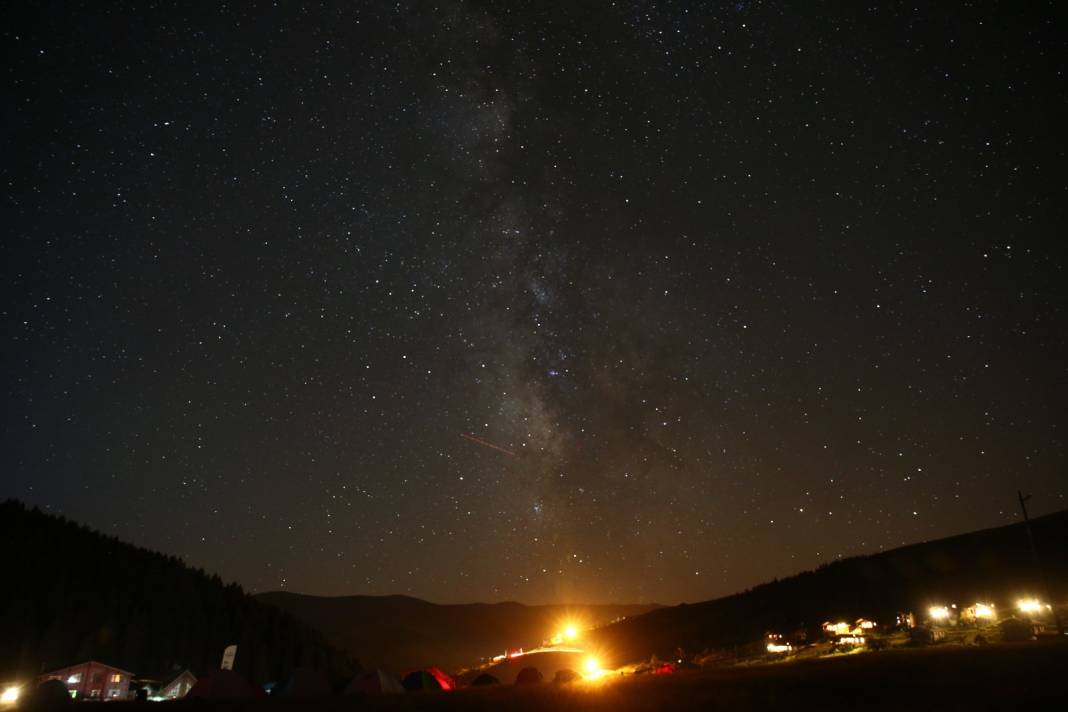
[220, 645, 237, 670]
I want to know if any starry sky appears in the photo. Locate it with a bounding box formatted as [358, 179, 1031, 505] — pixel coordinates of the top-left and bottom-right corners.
[3, 1, 1066, 605]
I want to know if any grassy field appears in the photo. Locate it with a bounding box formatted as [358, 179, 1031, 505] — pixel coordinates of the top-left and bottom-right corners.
[17, 640, 1065, 709]
[74, 639, 1058, 710]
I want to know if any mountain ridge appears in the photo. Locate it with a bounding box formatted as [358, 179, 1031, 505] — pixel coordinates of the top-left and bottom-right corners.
[257, 591, 663, 609]
[262, 510, 1068, 673]
[587, 508, 1068, 664]
[257, 590, 660, 672]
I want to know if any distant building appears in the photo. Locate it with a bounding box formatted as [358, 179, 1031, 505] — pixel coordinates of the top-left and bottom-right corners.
[924, 604, 959, 627]
[130, 674, 162, 700]
[37, 661, 133, 700]
[823, 619, 876, 638]
[765, 633, 792, 654]
[960, 602, 997, 625]
[836, 635, 866, 648]
[822, 621, 852, 637]
[134, 669, 198, 701]
[160, 670, 197, 699]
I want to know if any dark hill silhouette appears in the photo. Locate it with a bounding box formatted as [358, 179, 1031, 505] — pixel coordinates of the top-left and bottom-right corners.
[257, 591, 659, 673]
[0, 500, 356, 684]
[8, 496, 1064, 684]
[588, 509, 1068, 664]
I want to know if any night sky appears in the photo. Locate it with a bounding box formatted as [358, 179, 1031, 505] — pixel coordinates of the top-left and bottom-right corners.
[4, 2, 1066, 605]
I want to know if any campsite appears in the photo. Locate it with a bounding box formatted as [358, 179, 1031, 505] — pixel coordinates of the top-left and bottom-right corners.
[11, 639, 1066, 710]
[4, 502, 1067, 709]
[232, 641, 1068, 710]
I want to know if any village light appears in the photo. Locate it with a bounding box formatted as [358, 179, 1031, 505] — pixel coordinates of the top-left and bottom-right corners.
[1, 687, 19, 704]
[1017, 598, 1047, 614]
[822, 621, 851, 636]
[974, 603, 996, 620]
[928, 606, 951, 620]
[565, 625, 578, 640]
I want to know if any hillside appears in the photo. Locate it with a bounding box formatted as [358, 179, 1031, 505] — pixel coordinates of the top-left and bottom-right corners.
[257, 591, 658, 673]
[588, 510, 1068, 664]
[0, 500, 356, 684]
[8, 498, 1064, 686]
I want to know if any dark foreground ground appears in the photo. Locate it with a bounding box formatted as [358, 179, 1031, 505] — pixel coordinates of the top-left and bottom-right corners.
[28, 640, 1068, 710]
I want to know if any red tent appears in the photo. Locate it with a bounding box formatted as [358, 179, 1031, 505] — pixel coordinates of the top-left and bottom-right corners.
[401, 667, 455, 691]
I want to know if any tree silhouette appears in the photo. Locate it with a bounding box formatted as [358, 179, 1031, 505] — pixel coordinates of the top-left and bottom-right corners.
[0, 500, 358, 685]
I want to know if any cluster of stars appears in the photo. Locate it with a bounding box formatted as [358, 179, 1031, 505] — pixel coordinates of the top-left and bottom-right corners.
[3, 1, 1065, 604]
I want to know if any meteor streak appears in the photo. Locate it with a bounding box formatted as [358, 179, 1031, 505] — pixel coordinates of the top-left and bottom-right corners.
[460, 432, 516, 456]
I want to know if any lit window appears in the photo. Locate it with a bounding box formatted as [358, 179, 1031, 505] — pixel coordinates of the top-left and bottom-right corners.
[110, 674, 122, 683]
[67, 673, 82, 684]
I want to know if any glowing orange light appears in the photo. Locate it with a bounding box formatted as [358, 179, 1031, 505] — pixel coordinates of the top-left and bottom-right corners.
[1017, 598, 1047, 614]
[823, 621, 851, 635]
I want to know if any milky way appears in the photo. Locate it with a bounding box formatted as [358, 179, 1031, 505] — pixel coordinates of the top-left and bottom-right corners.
[3, 1, 1065, 604]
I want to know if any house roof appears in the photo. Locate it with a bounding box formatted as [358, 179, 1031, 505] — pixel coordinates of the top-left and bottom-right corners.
[163, 670, 197, 687]
[39, 660, 137, 677]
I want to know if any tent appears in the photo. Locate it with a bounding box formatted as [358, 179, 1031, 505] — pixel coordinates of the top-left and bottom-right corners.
[515, 667, 544, 685]
[402, 671, 439, 692]
[345, 669, 405, 695]
[424, 667, 455, 690]
[185, 670, 265, 701]
[272, 668, 331, 698]
[471, 673, 500, 686]
[401, 667, 455, 692]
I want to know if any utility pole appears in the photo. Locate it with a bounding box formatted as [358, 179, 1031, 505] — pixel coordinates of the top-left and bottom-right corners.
[1017, 491, 1065, 636]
